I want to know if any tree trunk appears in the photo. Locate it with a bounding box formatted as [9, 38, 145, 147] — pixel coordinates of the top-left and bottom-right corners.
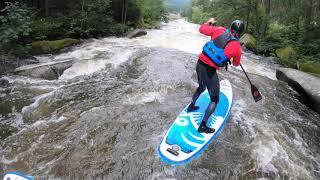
[246, 0, 252, 32]
[81, 0, 85, 28]
[121, 0, 125, 24]
[255, 0, 259, 36]
[123, 0, 128, 25]
[262, 0, 270, 37]
[304, 0, 313, 32]
[81, 0, 85, 13]
[44, 0, 49, 16]
[0, 1, 5, 9]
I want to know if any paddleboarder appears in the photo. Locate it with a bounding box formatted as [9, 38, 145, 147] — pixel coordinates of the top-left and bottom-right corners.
[187, 18, 245, 133]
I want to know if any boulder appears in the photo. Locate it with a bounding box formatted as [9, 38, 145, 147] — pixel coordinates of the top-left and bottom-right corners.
[240, 33, 257, 51]
[0, 56, 39, 75]
[23, 57, 40, 65]
[297, 61, 320, 76]
[154, 22, 162, 29]
[0, 78, 9, 87]
[276, 68, 320, 113]
[14, 60, 74, 80]
[126, 29, 147, 39]
[265, 56, 280, 64]
[31, 38, 80, 55]
[275, 46, 296, 60]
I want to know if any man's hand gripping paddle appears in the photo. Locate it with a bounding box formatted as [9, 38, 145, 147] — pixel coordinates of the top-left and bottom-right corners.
[240, 64, 262, 102]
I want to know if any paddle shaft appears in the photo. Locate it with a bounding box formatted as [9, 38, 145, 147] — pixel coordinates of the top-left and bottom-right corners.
[240, 64, 253, 85]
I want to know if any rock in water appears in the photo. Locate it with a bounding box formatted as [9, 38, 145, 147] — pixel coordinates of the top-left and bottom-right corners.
[0, 78, 9, 87]
[31, 39, 80, 55]
[276, 68, 320, 113]
[275, 46, 296, 60]
[126, 29, 147, 39]
[240, 33, 257, 51]
[14, 60, 74, 80]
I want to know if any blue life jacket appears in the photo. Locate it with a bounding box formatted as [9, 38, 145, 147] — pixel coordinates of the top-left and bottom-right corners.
[202, 29, 238, 67]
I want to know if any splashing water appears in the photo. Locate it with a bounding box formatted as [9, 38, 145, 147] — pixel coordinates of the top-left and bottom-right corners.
[0, 19, 319, 179]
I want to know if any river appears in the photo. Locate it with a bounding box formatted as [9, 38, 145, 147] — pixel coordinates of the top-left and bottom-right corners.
[0, 19, 319, 179]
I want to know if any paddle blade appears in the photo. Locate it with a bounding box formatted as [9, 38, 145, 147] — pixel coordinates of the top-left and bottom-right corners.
[251, 84, 262, 102]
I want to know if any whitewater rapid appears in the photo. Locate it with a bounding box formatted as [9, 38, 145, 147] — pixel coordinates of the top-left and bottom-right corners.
[0, 19, 319, 179]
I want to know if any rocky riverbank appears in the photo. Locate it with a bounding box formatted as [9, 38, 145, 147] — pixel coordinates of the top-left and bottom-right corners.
[14, 60, 74, 80]
[276, 68, 320, 113]
[0, 38, 80, 76]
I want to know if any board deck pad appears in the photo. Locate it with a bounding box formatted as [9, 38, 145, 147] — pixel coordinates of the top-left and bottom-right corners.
[158, 80, 233, 165]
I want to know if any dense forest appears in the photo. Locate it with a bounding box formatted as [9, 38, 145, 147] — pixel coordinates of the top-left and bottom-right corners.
[0, 0, 167, 58]
[186, 0, 320, 74]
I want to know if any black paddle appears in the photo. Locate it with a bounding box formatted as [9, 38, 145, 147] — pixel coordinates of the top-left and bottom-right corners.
[240, 64, 262, 102]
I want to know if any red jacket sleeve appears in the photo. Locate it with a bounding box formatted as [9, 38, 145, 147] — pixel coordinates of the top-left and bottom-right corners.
[224, 41, 242, 66]
[232, 47, 241, 66]
[199, 23, 218, 36]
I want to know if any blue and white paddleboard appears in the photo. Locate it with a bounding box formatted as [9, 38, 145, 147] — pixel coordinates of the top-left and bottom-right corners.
[158, 80, 233, 165]
[2, 172, 34, 180]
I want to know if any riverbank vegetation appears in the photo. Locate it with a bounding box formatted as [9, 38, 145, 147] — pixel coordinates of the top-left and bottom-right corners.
[0, 0, 167, 59]
[186, 0, 320, 75]
[166, 0, 191, 12]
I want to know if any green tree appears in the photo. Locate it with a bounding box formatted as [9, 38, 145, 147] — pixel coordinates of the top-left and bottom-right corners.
[187, 0, 320, 73]
[0, 2, 32, 55]
[69, 0, 115, 38]
[136, 0, 166, 28]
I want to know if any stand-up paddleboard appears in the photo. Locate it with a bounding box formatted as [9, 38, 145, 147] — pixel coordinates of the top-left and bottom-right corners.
[158, 80, 233, 165]
[3, 172, 34, 180]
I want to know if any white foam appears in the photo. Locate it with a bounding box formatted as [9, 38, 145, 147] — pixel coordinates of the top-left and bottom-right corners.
[148, 166, 177, 180]
[251, 136, 280, 173]
[4, 75, 63, 92]
[30, 120, 46, 128]
[110, 50, 134, 67]
[52, 116, 67, 123]
[21, 91, 54, 115]
[231, 96, 314, 177]
[126, 92, 163, 105]
[1, 155, 18, 164]
[234, 54, 277, 80]
[59, 58, 108, 79]
[12, 113, 24, 128]
[56, 38, 140, 79]
[133, 19, 207, 54]
[53, 39, 113, 61]
[22, 18, 277, 81]
[31, 134, 45, 148]
[231, 98, 257, 137]
[6, 75, 51, 84]
[79, 106, 102, 117]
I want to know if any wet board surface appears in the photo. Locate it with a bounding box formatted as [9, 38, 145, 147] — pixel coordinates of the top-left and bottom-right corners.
[158, 79, 233, 165]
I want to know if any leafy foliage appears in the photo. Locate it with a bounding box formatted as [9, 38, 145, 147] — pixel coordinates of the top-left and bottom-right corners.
[187, 0, 320, 74]
[0, 2, 32, 55]
[189, 6, 210, 24]
[136, 0, 166, 28]
[31, 18, 66, 40]
[71, 0, 114, 38]
[0, 0, 167, 57]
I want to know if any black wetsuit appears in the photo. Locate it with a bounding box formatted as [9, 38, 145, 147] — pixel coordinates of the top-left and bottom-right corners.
[188, 60, 219, 133]
[191, 60, 220, 105]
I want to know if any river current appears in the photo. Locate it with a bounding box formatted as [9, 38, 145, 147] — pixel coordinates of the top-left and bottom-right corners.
[0, 19, 319, 179]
